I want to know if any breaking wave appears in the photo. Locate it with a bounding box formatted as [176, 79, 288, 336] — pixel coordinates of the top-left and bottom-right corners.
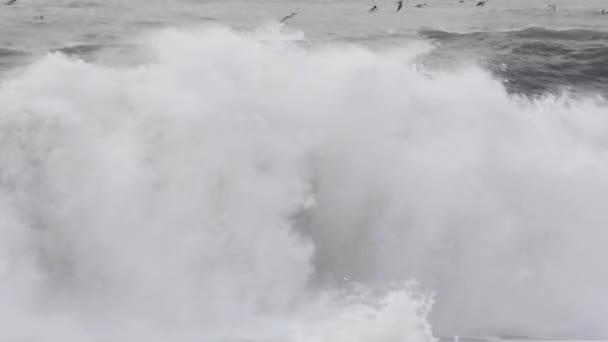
[0, 26, 607, 341]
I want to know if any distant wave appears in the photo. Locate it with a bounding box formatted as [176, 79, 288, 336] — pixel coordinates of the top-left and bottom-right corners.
[0, 48, 29, 71]
[52, 44, 109, 56]
[511, 27, 608, 41]
[420, 27, 608, 41]
[51, 43, 133, 57]
[0, 48, 27, 58]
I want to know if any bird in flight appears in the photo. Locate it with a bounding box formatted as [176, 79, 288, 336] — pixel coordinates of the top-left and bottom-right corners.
[5, 0, 17, 5]
[414, 3, 427, 8]
[369, 5, 378, 12]
[476, 0, 487, 7]
[396, 0, 404, 11]
[280, 12, 298, 23]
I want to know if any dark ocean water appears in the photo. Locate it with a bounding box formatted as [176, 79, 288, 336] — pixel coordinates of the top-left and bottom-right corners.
[420, 27, 608, 96]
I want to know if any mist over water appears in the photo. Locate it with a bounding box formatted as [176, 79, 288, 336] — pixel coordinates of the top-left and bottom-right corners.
[0, 23, 607, 341]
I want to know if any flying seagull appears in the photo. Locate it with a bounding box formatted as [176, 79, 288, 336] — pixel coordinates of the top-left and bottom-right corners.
[414, 3, 427, 8]
[476, 0, 487, 7]
[369, 5, 378, 12]
[396, 0, 404, 11]
[280, 12, 298, 23]
[6, 0, 17, 5]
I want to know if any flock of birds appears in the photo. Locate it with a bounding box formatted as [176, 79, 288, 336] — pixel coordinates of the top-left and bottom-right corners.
[280, 0, 608, 22]
[368, 0, 487, 12]
[280, 0, 487, 21]
[280, 0, 489, 23]
[4, 0, 608, 22]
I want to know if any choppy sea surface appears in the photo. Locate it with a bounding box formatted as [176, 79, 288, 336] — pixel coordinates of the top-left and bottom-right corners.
[1, 1, 607, 341]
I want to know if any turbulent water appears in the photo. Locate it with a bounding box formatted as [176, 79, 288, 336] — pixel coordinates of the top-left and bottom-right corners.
[1, 0, 608, 341]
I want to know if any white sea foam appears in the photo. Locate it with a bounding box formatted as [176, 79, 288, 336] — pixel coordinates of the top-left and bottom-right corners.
[0, 26, 606, 340]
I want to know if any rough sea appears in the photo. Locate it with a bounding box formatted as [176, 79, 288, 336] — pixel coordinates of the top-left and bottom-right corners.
[0, 1, 607, 341]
